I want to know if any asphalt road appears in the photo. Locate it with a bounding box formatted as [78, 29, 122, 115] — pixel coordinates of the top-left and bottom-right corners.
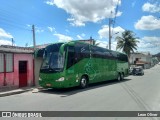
[0, 65, 160, 120]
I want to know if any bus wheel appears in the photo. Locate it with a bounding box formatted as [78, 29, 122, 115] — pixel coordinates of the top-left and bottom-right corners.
[117, 73, 121, 81]
[121, 73, 124, 80]
[80, 76, 88, 88]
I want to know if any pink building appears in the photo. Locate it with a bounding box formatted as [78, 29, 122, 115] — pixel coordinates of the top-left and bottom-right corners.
[0, 45, 34, 91]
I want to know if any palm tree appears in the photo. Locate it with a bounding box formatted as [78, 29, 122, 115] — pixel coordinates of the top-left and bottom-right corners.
[116, 30, 139, 59]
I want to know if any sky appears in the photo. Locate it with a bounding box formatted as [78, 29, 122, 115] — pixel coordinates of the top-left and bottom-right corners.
[0, 0, 160, 54]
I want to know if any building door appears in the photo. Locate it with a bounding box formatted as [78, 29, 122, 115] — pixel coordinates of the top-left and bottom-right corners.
[19, 61, 27, 87]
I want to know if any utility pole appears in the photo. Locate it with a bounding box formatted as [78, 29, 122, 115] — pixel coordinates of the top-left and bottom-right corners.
[32, 25, 36, 50]
[11, 38, 14, 46]
[32, 25, 36, 86]
[109, 18, 112, 50]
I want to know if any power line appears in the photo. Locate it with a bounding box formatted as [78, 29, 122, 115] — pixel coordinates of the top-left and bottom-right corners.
[109, 0, 120, 50]
[0, 0, 59, 29]
[0, 21, 30, 31]
[0, 4, 50, 28]
[111, 0, 120, 34]
[0, 8, 32, 31]
[0, 2, 59, 47]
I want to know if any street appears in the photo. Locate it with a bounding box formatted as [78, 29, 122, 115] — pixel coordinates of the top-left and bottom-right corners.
[0, 65, 160, 120]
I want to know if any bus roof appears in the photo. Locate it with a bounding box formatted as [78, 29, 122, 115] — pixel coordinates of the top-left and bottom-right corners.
[35, 41, 127, 58]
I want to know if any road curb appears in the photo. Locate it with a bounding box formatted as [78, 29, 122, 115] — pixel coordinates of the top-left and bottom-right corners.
[0, 89, 31, 97]
[0, 87, 44, 97]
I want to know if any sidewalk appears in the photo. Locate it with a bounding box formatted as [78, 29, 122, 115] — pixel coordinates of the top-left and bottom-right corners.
[0, 86, 43, 97]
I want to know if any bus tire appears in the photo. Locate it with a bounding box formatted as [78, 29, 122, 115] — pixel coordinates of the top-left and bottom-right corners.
[117, 73, 121, 81]
[80, 76, 88, 88]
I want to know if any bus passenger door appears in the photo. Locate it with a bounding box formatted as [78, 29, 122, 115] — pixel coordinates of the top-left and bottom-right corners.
[66, 46, 76, 85]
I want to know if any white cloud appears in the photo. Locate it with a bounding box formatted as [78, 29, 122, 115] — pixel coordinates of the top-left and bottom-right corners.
[36, 29, 44, 33]
[139, 36, 160, 48]
[54, 33, 73, 42]
[142, 36, 160, 43]
[26, 25, 44, 33]
[48, 27, 56, 33]
[26, 24, 31, 27]
[0, 28, 13, 46]
[77, 33, 86, 39]
[135, 15, 160, 30]
[111, 41, 118, 51]
[0, 28, 13, 39]
[35, 27, 44, 33]
[138, 36, 160, 54]
[138, 40, 154, 49]
[77, 35, 83, 39]
[46, 0, 122, 26]
[142, 2, 160, 13]
[98, 25, 124, 39]
[0, 40, 12, 46]
[95, 40, 108, 48]
[98, 25, 124, 51]
[45, 0, 54, 5]
[95, 40, 117, 51]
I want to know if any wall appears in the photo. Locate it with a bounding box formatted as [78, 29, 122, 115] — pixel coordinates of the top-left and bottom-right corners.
[0, 73, 4, 86]
[34, 57, 43, 86]
[0, 53, 34, 88]
[130, 53, 152, 68]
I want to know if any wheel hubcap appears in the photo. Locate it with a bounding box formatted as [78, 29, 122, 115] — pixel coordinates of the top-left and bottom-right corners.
[81, 78, 86, 87]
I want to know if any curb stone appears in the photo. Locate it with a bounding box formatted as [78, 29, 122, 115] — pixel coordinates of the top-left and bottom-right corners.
[0, 87, 44, 97]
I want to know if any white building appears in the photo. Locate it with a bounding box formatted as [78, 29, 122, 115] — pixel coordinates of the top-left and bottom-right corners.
[129, 52, 152, 69]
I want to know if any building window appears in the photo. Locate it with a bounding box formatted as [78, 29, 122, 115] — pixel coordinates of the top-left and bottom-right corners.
[6, 53, 13, 72]
[0, 53, 13, 73]
[0, 53, 4, 72]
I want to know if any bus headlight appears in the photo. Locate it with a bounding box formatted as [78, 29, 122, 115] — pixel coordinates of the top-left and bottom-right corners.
[56, 77, 64, 82]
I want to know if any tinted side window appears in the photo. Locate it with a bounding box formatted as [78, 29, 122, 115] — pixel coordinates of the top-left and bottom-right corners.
[91, 46, 115, 59]
[91, 46, 104, 58]
[67, 46, 75, 69]
[111, 51, 117, 58]
[124, 55, 128, 62]
[117, 53, 128, 62]
[75, 43, 90, 61]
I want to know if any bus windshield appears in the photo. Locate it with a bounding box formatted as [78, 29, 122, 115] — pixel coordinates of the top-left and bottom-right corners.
[40, 43, 65, 73]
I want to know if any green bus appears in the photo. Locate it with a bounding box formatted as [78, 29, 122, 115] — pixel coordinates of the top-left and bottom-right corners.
[37, 41, 129, 89]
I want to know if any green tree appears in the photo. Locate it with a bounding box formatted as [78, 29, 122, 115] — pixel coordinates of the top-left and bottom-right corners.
[116, 30, 139, 59]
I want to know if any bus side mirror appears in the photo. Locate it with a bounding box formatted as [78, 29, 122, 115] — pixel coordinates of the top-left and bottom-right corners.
[60, 44, 65, 55]
[34, 48, 45, 58]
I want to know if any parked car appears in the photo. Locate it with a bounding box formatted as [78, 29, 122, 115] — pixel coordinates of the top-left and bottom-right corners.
[132, 66, 144, 75]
